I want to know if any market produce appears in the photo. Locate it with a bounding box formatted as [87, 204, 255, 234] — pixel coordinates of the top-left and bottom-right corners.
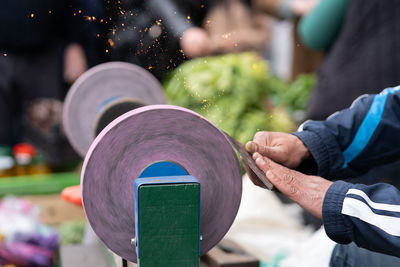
[0, 197, 59, 266]
[268, 73, 316, 112]
[164, 52, 314, 144]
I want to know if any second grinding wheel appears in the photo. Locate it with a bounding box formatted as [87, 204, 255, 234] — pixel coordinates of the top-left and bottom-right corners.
[63, 62, 166, 157]
[81, 105, 243, 262]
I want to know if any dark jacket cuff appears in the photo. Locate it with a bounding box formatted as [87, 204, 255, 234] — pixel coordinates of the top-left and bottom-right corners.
[292, 130, 330, 176]
[322, 181, 353, 244]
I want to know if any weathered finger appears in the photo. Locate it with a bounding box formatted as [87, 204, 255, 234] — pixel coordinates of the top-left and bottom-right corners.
[247, 140, 286, 163]
[245, 141, 257, 153]
[255, 157, 287, 193]
[247, 141, 269, 155]
[255, 156, 288, 183]
[256, 154, 293, 174]
[258, 146, 286, 162]
[255, 156, 271, 174]
[252, 152, 262, 161]
[256, 157, 301, 198]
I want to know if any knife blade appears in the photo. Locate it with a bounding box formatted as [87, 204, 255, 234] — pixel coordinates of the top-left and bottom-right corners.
[223, 132, 274, 190]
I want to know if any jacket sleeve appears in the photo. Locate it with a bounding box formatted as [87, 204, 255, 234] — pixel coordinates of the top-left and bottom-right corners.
[323, 180, 400, 257]
[292, 85, 400, 179]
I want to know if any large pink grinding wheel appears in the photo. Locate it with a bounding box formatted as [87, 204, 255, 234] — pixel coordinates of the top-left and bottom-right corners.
[81, 105, 242, 263]
[63, 62, 166, 157]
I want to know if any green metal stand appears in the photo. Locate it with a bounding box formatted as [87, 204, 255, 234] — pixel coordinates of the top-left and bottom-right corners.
[134, 162, 201, 266]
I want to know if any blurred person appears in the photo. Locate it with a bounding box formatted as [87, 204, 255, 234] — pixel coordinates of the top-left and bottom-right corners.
[254, 0, 323, 80]
[106, 0, 212, 80]
[0, 0, 91, 147]
[204, 0, 270, 55]
[107, 0, 269, 79]
[298, 0, 400, 121]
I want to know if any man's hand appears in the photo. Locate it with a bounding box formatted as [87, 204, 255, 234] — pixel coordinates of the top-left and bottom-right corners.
[245, 131, 311, 168]
[180, 27, 211, 58]
[63, 43, 88, 84]
[251, 152, 332, 218]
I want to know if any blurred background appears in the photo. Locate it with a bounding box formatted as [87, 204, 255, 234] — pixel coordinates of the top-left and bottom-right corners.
[0, 0, 399, 266]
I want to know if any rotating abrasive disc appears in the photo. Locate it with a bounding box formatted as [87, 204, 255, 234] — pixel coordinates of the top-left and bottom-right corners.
[63, 62, 166, 157]
[81, 105, 242, 262]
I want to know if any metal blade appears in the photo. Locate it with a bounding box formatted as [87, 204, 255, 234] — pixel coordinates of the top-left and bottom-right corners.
[223, 132, 274, 190]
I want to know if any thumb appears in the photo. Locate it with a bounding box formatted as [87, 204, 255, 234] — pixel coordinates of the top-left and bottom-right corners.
[246, 141, 284, 161]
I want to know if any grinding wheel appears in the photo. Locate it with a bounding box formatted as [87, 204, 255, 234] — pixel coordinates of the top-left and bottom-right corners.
[63, 62, 166, 157]
[81, 105, 242, 262]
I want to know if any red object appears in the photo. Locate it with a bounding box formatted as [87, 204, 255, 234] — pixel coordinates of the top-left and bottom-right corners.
[13, 143, 35, 156]
[61, 185, 82, 206]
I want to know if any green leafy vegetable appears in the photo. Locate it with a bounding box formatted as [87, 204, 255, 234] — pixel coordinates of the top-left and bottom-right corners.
[164, 52, 314, 145]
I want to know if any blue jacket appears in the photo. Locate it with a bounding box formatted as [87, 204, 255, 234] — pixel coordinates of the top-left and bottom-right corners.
[293, 86, 400, 257]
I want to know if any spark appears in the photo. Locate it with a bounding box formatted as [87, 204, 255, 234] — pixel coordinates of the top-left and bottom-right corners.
[30, 13, 34, 18]
[105, 49, 109, 53]
[187, 16, 191, 20]
[49, 10, 52, 14]
[3, 53, 7, 57]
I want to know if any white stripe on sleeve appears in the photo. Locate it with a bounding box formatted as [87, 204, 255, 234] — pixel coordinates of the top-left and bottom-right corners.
[346, 189, 400, 212]
[342, 197, 400, 237]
